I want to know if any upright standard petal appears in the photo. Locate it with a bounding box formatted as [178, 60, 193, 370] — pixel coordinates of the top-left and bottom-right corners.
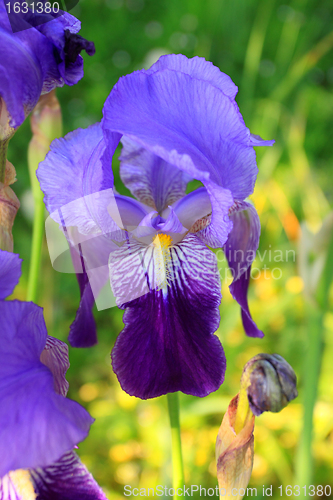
[0, 300, 93, 476]
[0, 249, 22, 299]
[120, 136, 191, 212]
[110, 234, 226, 399]
[103, 65, 256, 245]
[103, 58, 263, 199]
[224, 201, 263, 338]
[146, 54, 238, 99]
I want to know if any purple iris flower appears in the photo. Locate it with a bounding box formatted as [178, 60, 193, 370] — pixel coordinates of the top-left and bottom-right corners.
[38, 55, 274, 400]
[0, 249, 106, 499]
[0, 0, 95, 132]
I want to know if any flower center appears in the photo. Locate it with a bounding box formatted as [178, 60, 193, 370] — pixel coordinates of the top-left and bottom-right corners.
[152, 233, 174, 291]
[8, 470, 36, 499]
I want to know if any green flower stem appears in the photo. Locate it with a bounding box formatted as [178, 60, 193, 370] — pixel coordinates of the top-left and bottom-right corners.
[295, 231, 333, 497]
[295, 304, 323, 494]
[26, 190, 45, 302]
[0, 139, 9, 183]
[167, 392, 185, 496]
[26, 91, 62, 302]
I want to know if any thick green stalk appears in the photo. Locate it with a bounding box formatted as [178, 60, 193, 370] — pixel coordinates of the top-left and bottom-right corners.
[26, 191, 45, 302]
[167, 392, 185, 496]
[26, 91, 62, 302]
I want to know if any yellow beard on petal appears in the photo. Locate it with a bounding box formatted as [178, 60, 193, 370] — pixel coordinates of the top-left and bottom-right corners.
[8, 469, 36, 500]
[152, 233, 173, 291]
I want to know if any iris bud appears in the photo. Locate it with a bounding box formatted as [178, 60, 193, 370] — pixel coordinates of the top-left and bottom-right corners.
[28, 90, 62, 200]
[216, 354, 297, 500]
[244, 353, 298, 416]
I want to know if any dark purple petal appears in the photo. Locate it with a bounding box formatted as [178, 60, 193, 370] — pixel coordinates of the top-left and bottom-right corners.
[66, 234, 97, 348]
[40, 336, 70, 397]
[0, 452, 107, 500]
[0, 5, 94, 129]
[69, 267, 97, 348]
[30, 451, 107, 500]
[0, 300, 94, 476]
[66, 228, 120, 348]
[224, 201, 263, 338]
[120, 136, 191, 212]
[111, 234, 225, 399]
[37, 14, 95, 88]
[0, 249, 22, 299]
[230, 270, 263, 338]
[0, 27, 45, 127]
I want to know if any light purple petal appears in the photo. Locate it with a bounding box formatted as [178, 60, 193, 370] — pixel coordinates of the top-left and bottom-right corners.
[102, 60, 267, 201]
[0, 300, 94, 476]
[146, 54, 238, 99]
[40, 336, 70, 397]
[103, 64, 261, 245]
[250, 133, 275, 147]
[224, 201, 263, 338]
[111, 234, 225, 399]
[171, 187, 211, 230]
[37, 123, 121, 235]
[30, 451, 107, 500]
[120, 136, 191, 212]
[0, 250, 22, 300]
[111, 194, 150, 231]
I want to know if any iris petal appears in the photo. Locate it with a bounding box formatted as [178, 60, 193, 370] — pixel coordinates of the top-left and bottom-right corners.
[0, 4, 94, 129]
[120, 136, 191, 212]
[0, 250, 22, 300]
[146, 54, 238, 99]
[224, 201, 263, 338]
[1, 451, 107, 500]
[40, 336, 70, 397]
[110, 234, 225, 399]
[0, 301, 93, 476]
[29, 451, 107, 500]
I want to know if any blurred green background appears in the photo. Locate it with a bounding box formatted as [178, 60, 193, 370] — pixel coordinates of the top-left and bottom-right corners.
[8, 0, 333, 497]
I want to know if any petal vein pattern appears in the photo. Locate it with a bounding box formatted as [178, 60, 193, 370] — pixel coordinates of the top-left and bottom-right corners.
[110, 234, 226, 399]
